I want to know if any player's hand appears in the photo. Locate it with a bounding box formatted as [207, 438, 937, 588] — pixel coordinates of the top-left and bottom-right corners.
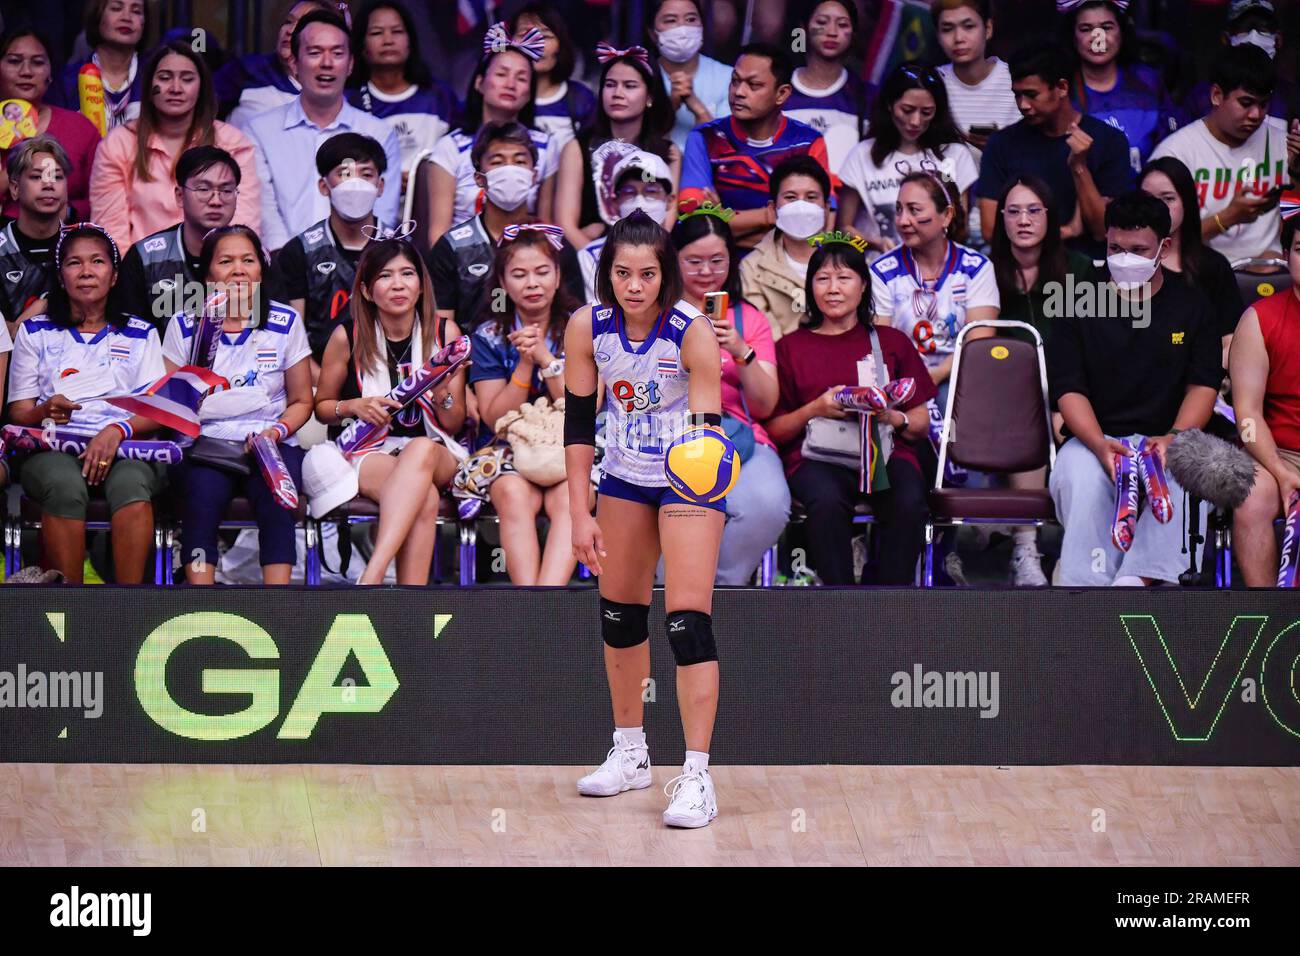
[571, 510, 606, 575]
[350, 396, 401, 427]
[1066, 122, 1093, 168]
[812, 386, 849, 420]
[42, 394, 81, 425]
[1092, 437, 1132, 483]
[80, 425, 122, 485]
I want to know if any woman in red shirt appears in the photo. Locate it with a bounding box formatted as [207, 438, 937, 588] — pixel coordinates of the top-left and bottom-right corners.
[766, 233, 936, 585]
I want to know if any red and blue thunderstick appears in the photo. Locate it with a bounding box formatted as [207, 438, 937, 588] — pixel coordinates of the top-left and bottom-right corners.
[1, 424, 184, 464]
[1136, 437, 1174, 524]
[1112, 438, 1141, 552]
[336, 336, 472, 459]
[1277, 492, 1300, 588]
[833, 378, 916, 412]
[250, 434, 299, 510]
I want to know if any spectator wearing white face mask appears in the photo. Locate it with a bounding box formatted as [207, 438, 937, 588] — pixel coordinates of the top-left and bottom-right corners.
[1178, 0, 1300, 128]
[740, 155, 833, 339]
[427, 121, 584, 336]
[555, 41, 681, 251]
[577, 150, 677, 301]
[267, 133, 388, 367]
[650, 0, 733, 150]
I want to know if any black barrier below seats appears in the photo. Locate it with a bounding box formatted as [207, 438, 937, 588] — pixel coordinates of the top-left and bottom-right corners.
[0, 587, 1297, 765]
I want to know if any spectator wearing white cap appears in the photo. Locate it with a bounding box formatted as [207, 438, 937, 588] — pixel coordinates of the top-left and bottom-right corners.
[554, 40, 680, 251]
[576, 150, 677, 301]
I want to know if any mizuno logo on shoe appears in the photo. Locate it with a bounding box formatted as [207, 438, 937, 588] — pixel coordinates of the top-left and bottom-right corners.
[637, 759, 649, 769]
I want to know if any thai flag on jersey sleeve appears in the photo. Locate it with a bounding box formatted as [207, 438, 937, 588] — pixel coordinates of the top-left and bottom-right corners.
[105, 365, 229, 437]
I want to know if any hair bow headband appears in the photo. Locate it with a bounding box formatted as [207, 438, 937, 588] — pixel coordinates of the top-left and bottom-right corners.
[1056, 0, 1130, 12]
[498, 222, 565, 250]
[595, 41, 651, 72]
[55, 221, 120, 271]
[1280, 190, 1300, 222]
[361, 219, 419, 242]
[483, 21, 545, 63]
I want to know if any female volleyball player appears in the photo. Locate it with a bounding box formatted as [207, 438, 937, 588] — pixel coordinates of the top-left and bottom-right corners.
[563, 209, 726, 828]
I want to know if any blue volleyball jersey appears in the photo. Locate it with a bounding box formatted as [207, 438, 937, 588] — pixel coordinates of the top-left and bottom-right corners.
[592, 299, 702, 487]
[1073, 64, 1177, 173]
[680, 115, 835, 212]
[346, 82, 459, 174]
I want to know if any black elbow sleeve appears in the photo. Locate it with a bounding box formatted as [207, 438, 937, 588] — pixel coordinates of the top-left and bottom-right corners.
[564, 387, 597, 446]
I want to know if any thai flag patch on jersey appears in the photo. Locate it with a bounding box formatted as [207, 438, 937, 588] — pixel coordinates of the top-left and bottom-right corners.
[657, 357, 678, 376]
[109, 343, 131, 362]
[256, 347, 277, 369]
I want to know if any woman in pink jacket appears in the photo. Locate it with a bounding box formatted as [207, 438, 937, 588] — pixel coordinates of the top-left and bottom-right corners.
[89, 40, 260, 250]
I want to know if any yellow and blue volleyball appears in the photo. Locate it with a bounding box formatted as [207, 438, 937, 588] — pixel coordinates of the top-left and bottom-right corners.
[664, 427, 740, 504]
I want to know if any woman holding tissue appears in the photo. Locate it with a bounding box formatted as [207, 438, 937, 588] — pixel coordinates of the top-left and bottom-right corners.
[766, 231, 936, 585]
[162, 225, 313, 586]
[312, 237, 467, 586]
[7, 224, 167, 583]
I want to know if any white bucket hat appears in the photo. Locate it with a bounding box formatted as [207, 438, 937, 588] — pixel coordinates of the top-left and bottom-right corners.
[302, 442, 359, 519]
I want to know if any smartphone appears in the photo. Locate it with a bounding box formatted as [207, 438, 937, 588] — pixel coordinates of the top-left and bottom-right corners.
[703, 291, 729, 325]
[969, 123, 998, 137]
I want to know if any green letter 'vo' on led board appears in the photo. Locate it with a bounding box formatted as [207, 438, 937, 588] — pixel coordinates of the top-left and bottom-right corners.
[279, 613, 398, 739]
[135, 612, 279, 740]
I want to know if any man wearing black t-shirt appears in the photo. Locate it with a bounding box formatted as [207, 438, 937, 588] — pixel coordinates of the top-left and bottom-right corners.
[977, 44, 1134, 259]
[426, 121, 583, 336]
[1047, 192, 1222, 586]
[116, 146, 241, 330]
[0, 137, 69, 332]
[267, 133, 388, 367]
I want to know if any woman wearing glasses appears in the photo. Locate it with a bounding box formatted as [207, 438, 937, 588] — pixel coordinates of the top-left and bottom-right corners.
[670, 203, 788, 585]
[838, 64, 977, 256]
[988, 174, 1092, 586]
[89, 40, 260, 252]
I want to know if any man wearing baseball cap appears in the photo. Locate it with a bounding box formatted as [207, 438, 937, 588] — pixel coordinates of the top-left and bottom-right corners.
[1178, 1, 1300, 126]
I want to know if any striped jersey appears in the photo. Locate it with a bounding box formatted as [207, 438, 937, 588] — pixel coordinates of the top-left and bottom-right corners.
[162, 300, 311, 444]
[592, 299, 702, 486]
[679, 115, 834, 212]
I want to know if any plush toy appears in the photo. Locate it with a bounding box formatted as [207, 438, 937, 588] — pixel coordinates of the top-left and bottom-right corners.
[495, 395, 566, 487]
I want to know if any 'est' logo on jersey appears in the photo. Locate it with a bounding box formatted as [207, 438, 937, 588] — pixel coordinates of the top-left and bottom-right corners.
[611, 379, 660, 412]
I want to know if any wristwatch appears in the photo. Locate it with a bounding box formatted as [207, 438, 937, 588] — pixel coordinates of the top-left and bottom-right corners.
[740, 347, 757, 366]
[540, 358, 565, 379]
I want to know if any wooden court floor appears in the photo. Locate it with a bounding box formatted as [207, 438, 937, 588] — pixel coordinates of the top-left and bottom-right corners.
[1, 764, 1296, 866]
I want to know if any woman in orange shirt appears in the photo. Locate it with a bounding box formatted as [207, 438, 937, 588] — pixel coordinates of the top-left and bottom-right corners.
[89, 40, 260, 250]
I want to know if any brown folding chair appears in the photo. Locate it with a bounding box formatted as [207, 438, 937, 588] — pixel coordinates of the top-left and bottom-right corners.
[924, 320, 1057, 586]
